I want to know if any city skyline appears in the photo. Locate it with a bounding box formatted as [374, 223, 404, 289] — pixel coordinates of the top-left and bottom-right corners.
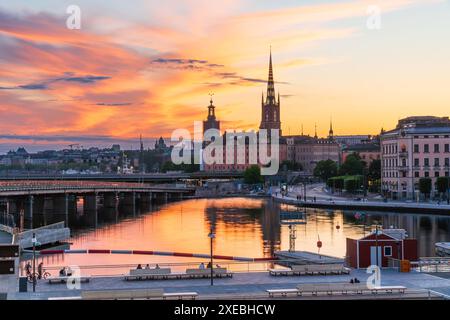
[1, 0, 450, 152]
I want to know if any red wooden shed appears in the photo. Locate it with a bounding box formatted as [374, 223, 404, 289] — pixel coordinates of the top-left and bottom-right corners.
[346, 229, 418, 269]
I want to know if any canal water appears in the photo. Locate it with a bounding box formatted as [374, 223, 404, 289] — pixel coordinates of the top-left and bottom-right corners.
[30, 197, 450, 275]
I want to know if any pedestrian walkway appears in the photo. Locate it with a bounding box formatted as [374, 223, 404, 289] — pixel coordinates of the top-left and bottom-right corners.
[8, 269, 450, 300]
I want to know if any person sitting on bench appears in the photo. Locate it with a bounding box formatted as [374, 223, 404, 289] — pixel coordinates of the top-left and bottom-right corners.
[145, 264, 150, 269]
[155, 264, 161, 269]
[199, 263, 205, 270]
[59, 267, 66, 277]
[206, 262, 212, 269]
[136, 264, 142, 270]
[66, 267, 73, 277]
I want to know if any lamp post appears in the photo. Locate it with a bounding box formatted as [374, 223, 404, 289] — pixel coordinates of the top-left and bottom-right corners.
[375, 224, 379, 268]
[447, 165, 450, 205]
[208, 229, 215, 286]
[32, 233, 37, 293]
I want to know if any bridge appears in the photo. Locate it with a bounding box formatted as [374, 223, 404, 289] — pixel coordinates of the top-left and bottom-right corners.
[0, 181, 196, 234]
[0, 172, 243, 183]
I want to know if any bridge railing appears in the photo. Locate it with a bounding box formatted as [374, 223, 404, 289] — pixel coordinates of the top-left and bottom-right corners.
[0, 181, 194, 193]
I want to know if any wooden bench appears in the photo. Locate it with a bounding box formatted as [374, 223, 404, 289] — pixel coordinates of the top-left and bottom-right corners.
[81, 288, 164, 300]
[124, 268, 172, 281]
[185, 268, 233, 279]
[371, 286, 406, 294]
[48, 276, 90, 284]
[266, 289, 300, 298]
[163, 292, 198, 300]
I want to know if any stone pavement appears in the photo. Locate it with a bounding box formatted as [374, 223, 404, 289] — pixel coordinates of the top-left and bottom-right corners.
[7, 269, 450, 300]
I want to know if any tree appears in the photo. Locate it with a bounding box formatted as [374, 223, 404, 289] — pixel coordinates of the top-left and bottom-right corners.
[339, 153, 365, 176]
[419, 178, 432, 199]
[244, 165, 263, 184]
[344, 176, 363, 194]
[327, 176, 344, 192]
[281, 160, 303, 171]
[314, 160, 338, 181]
[368, 159, 381, 181]
[436, 177, 450, 194]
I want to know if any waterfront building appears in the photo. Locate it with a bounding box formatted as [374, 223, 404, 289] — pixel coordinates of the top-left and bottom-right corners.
[203, 51, 282, 173]
[346, 229, 418, 269]
[334, 135, 372, 147]
[342, 143, 381, 165]
[381, 116, 450, 200]
[283, 135, 340, 173]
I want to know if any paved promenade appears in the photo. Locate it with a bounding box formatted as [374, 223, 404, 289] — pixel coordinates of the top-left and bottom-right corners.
[273, 188, 450, 214]
[7, 269, 450, 300]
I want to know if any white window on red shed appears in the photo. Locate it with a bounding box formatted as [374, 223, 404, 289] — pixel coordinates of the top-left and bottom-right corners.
[384, 246, 392, 257]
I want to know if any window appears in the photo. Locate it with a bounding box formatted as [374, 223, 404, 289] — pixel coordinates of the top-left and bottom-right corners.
[445, 144, 449, 153]
[424, 158, 429, 167]
[446, 158, 450, 167]
[384, 246, 392, 257]
[414, 144, 419, 153]
[424, 144, 429, 153]
[435, 172, 440, 178]
[415, 172, 420, 178]
[434, 158, 440, 167]
[414, 159, 419, 167]
[425, 171, 429, 177]
[434, 144, 440, 153]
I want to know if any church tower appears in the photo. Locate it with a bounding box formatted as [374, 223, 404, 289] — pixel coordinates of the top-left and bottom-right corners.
[259, 50, 281, 136]
[203, 95, 220, 134]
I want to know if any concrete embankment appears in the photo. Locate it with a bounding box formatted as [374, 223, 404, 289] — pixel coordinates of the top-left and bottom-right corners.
[273, 195, 450, 215]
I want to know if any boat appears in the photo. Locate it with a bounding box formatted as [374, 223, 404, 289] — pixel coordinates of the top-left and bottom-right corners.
[435, 242, 450, 256]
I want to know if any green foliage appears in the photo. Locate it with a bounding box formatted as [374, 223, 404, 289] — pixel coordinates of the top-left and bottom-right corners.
[368, 159, 381, 181]
[339, 153, 366, 176]
[328, 175, 363, 194]
[327, 176, 344, 190]
[419, 178, 432, 196]
[436, 177, 450, 194]
[281, 160, 303, 171]
[344, 176, 363, 193]
[314, 160, 338, 181]
[244, 165, 263, 184]
[161, 161, 199, 173]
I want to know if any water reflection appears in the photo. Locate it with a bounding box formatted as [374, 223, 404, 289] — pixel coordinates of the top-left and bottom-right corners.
[31, 198, 450, 274]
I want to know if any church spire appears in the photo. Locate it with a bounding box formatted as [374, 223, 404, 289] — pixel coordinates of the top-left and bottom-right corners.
[314, 123, 318, 139]
[329, 118, 334, 138]
[266, 48, 276, 105]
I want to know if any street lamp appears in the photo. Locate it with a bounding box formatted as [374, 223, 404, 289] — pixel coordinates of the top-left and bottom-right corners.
[208, 229, 215, 286]
[32, 233, 37, 293]
[447, 164, 450, 205]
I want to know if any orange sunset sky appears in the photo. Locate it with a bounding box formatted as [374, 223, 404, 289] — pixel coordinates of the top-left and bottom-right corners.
[1, 0, 450, 151]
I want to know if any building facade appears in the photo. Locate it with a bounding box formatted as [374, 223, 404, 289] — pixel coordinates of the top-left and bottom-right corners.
[342, 143, 381, 165]
[381, 116, 450, 200]
[284, 135, 340, 173]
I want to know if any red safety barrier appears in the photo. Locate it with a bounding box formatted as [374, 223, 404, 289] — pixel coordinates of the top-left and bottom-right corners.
[88, 249, 111, 254]
[35, 248, 277, 262]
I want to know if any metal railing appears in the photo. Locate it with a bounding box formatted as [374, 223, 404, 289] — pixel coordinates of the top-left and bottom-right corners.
[19, 259, 296, 277]
[413, 257, 450, 273]
[0, 181, 194, 194]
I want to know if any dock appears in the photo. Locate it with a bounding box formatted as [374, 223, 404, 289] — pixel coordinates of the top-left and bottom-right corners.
[275, 251, 344, 265]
